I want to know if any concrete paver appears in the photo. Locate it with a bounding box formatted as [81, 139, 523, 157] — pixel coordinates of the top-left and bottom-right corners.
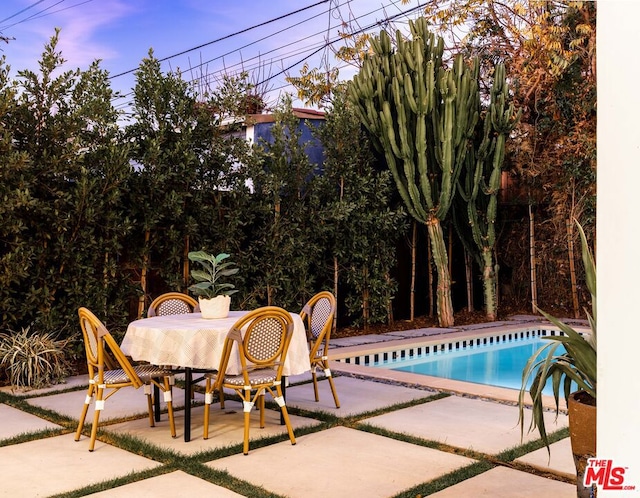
[428, 465, 576, 497]
[0, 318, 581, 497]
[285, 375, 435, 415]
[0, 433, 161, 497]
[515, 438, 576, 479]
[88, 470, 245, 497]
[207, 426, 476, 498]
[0, 403, 61, 439]
[105, 400, 322, 456]
[27, 383, 196, 421]
[362, 395, 569, 455]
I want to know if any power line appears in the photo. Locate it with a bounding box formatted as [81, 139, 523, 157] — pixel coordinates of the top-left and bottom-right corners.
[111, 0, 427, 110]
[109, 0, 331, 79]
[180, 0, 348, 80]
[0, 0, 74, 31]
[0, 0, 48, 25]
[255, 1, 428, 88]
[181, 0, 400, 87]
[18, 0, 95, 26]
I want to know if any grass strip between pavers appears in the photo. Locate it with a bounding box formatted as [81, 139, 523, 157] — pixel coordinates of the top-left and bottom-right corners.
[1, 383, 574, 497]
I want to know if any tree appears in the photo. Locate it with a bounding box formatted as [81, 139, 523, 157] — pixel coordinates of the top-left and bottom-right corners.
[245, 96, 319, 308]
[349, 19, 480, 327]
[312, 86, 406, 328]
[418, 0, 596, 310]
[454, 63, 521, 320]
[0, 30, 133, 333]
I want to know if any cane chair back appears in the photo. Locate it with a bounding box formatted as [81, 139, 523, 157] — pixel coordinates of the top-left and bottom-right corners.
[203, 306, 296, 454]
[74, 307, 176, 451]
[148, 292, 199, 317]
[300, 291, 340, 408]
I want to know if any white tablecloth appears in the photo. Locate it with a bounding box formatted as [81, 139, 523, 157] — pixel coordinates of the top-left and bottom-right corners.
[121, 311, 311, 376]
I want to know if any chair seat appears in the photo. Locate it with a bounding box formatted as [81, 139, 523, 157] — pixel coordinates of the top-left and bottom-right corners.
[95, 364, 171, 385]
[206, 368, 278, 386]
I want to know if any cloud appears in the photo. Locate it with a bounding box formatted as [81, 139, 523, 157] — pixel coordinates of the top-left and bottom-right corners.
[14, 0, 139, 72]
[58, 1, 138, 66]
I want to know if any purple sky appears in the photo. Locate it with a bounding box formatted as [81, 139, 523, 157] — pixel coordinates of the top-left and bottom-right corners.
[1, 0, 421, 109]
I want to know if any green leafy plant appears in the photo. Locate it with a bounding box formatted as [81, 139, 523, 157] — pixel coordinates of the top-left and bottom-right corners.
[0, 326, 72, 390]
[188, 251, 240, 299]
[518, 220, 596, 449]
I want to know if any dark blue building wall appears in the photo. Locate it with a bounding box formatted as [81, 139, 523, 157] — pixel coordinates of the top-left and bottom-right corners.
[253, 118, 325, 173]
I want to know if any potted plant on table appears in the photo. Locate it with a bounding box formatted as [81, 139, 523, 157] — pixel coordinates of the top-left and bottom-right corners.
[518, 220, 596, 498]
[187, 251, 239, 319]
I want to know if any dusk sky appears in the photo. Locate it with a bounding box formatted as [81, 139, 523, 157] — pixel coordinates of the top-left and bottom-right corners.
[1, 0, 424, 110]
[2, 0, 640, 467]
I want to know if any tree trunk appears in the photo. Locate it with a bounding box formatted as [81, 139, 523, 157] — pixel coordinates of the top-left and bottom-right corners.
[334, 255, 339, 331]
[426, 219, 454, 327]
[385, 272, 394, 325]
[481, 247, 497, 321]
[183, 234, 190, 291]
[529, 205, 538, 313]
[138, 229, 151, 319]
[410, 220, 417, 321]
[362, 266, 370, 330]
[567, 219, 580, 319]
[427, 231, 434, 318]
[465, 249, 474, 312]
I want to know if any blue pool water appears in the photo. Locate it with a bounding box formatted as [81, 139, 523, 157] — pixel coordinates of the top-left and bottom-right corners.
[375, 336, 568, 395]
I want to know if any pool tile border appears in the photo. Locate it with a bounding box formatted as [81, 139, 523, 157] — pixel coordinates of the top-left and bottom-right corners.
[329, 320, 589, 408]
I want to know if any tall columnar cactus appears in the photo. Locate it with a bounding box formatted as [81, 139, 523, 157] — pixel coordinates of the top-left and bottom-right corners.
[348, 18, 478, 327]
[455, 63, 521, 320]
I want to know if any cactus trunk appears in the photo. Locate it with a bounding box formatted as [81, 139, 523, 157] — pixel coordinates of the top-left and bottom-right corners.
[481, 247, 497, 321]
[427, 219, 454, 327]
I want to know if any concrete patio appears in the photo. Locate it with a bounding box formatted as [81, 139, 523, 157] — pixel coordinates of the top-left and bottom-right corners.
[0, 318, 580, 497]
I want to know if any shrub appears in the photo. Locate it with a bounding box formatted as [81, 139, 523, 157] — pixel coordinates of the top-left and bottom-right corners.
[0, 327, 72, 390]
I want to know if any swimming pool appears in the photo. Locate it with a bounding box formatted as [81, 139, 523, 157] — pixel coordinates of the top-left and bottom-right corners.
[372, 336, 566, 395]
[330, 325, 585, 403]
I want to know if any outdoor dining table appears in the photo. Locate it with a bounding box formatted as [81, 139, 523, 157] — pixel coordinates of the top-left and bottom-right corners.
[120, 310, 311, 442]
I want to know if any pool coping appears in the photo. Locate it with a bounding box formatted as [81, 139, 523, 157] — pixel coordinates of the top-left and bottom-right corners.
[328, 318, 590, 410]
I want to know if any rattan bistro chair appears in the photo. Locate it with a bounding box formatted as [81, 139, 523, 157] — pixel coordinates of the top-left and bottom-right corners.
[148, 292, 199, 317]
[202, 306, 297, 455]
[75, 307, 176, 451]
[300, 291, 340, 408]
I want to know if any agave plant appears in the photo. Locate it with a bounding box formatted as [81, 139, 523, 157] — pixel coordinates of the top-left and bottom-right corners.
[0, 326, 71, 390]
[187, 251, 240, 299]
[518, 220, 596, 449]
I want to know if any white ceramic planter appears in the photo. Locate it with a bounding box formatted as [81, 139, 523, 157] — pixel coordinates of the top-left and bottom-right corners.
[198, 295, 231, 319]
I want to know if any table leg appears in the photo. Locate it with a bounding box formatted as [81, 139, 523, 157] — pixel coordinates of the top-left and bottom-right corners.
[154, 384, 161, 422]
[280, 376, 286, 425]
[184, 367, 192, 442]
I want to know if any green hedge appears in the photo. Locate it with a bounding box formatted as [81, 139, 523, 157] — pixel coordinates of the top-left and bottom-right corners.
[0, 34, 405, 340]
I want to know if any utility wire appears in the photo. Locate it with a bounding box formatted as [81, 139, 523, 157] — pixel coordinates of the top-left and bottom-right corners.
[111, 0, 425, 107]
[0, 0, 48, 24]
[109, 0, 330, 79]
[182, 0, 397, 88]
[0, 0, 71, 31]
[181, 1, 340, 78]
[255, 1, 427, 87]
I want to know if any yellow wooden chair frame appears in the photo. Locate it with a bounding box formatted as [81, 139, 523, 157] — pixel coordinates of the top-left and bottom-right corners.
[203, 306, 296, 455]
[300, 291, 340, 408]
[148, 292, 199, 317]
[74, 307, 176, 451]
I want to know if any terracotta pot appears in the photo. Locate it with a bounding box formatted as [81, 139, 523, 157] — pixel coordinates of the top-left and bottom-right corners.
[568, 390, 597, 498]
[198, 295, 231, 319]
